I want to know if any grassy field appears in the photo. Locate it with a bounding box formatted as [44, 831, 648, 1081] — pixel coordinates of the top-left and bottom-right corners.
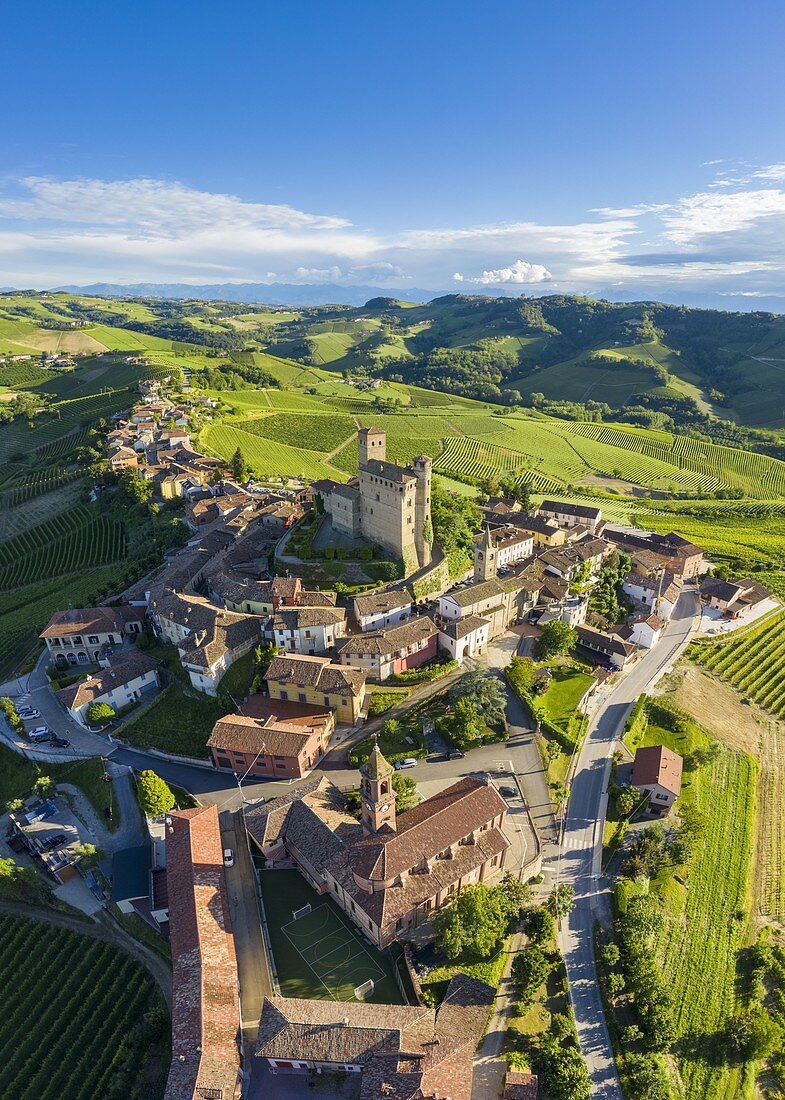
[640, 712, 757, 1100]
[0, 913, 168, 1100]
[258, 869, 403, 1004]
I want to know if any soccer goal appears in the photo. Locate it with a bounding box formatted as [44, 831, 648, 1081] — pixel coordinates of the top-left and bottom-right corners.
[292, 903, 312, 921]
[354, 979, 374, 1000]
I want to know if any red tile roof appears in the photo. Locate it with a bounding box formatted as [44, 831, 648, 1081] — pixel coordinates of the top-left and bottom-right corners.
[631, 745, 683, 797]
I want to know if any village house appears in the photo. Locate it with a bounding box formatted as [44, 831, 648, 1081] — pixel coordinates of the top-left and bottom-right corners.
[353, 588, 413, 632]
[207, 696, 334, 779]
[607, 529, 704, 580]
[503, 1070, 540, 1100]
[622, 614, 664, 649]
[630, 745, 683, 814]
[437, 568, 541, 639]
[576, 624, 638, 669]
[108, 445, 139, 471]
[163, 806, 242, 1100]
[265, 605, 347, 655]
[56, 650, 160, 726]
[257, 972, 494, 1098]
[623, 570, 681, 620]
[40, 606, 144, 665]
[700, 575, 772, 619]
[336, 615, 439, 680]
[265, 653, 367, 724]
[246, 747, 510, 949]
[438, 614, 491, 662]
[537, 499, 604, 534]
[8, 797, 87, 885]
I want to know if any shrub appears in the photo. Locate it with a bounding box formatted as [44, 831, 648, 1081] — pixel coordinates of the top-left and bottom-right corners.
[87, 702, 116, 725]
[137, 770, 176, 817]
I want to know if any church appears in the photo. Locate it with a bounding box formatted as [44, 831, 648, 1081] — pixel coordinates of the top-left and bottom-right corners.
[313, 428, 433, 573]
[245, 745, 510, 948]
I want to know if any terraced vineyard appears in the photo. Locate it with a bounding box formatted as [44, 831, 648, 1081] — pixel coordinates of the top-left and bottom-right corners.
[693, 613, 785, 716]
[758, 719, 785, 921]
[0, 505, 127, 589]
[200, 421, 346, 482]
[434, 435, 555, 485]
[572, 420, 785, 497]
[0, 913, 165, 1100]
[232, 412, 356, 452]
[0, 466, 81, 508]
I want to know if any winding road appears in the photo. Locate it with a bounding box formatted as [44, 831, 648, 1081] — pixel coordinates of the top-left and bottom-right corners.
[557, 589, 700, 1098]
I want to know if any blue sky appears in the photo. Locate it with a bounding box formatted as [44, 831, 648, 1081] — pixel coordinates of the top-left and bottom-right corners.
[3, 0, 785, 303]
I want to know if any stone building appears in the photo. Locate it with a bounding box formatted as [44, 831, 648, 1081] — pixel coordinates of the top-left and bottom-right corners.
[313, 429, 433, 572]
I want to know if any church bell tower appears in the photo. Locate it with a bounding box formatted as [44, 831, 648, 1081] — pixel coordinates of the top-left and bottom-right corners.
[474, 523, 498, 582]
[359, 742, 396, 835]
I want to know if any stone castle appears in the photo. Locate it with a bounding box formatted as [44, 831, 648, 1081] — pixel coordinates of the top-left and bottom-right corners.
[314, 428, 433, 572]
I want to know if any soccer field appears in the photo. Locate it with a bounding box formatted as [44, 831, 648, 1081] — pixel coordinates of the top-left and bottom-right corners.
[259, 869, 403, 1004]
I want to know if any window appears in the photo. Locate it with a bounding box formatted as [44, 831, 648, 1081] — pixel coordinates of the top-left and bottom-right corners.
[51, 638, 61, 647]
[280, 690, 289, 701]
[324, 696, 330, 707]
[342, 698, 347, 705]
[304, 630, 311, 638]
[87, 635, 99, 645]
[77, 652, 89, 663]
[72, 635, 83, 645]
[298, 692, 306, 703]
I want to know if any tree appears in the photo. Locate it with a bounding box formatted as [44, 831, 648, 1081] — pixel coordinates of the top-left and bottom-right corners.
[540, 1037, 591, 1100]
[119, 469, 153, 504]
[391, 773, 418, 813]
[230, 446, 250, 482]
[498, 873, 533, 924]
[444, 697, 486, 748]
[524, 905, 555, 944]
[512, 944, 555, 1005]
[535, 620, 577, 660]
[623, 1054, 672, 1100]
[506, 656, 536, 695]
[547, 884, 575, 920]
[600, 942, 620, 967]
[137, 770, 176, 817]
[87, 702, 116, 725]
[0, 858, 38, 900]
[448, 671, 507, 727]
[607, 971, 626, 996]
[5, 798, 23, 814]
[616, 787, 638, 818]
[726, 1008, 782, 1061]
[434, 883, 508, 960]
[73, 843, 100, 867]
[34, 775, 54, 797]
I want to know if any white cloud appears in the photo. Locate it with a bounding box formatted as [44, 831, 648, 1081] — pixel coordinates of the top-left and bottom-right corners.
[660, 188, 785, 245]
[452, 272, 464, 282]
[468, 259, 553, 285]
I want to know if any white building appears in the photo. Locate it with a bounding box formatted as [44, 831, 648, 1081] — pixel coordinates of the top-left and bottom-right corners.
[266, 606, 347, 656]
[56, 651, 160, 726]
[353, 589, 412, 632]
[438, 615, 490, 663]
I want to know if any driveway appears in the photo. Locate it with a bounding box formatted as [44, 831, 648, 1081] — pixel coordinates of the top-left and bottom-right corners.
[556, 590, 700, 1099]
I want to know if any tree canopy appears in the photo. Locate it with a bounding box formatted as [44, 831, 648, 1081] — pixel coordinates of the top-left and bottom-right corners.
[434, 882, 508, 960]
[137, 770, 176, 817]
[535, 620, 577, 660]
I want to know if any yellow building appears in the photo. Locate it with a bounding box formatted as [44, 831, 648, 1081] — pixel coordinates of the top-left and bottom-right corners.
[264, 653, 367, 724]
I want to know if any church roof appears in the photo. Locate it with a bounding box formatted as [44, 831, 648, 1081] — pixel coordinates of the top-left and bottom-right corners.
[362, 743, 394, 781]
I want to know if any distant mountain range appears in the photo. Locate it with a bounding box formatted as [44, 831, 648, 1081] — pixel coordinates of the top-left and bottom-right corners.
[51, 281, 449, 307]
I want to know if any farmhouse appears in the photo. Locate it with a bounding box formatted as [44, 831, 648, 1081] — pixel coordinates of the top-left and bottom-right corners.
[631, 745, 683, 814]
[41, 606, 144, 665]
[163, 805, 242, 1100]
[313, 428, 433, 572]
[265, 653, 367, 724]
[700, 575, 772, 618]
[537, 499, 604, 534]
[620, 614, 664, 649]
[336, 615, 439, 680]
[607, 529, 704, 580]
[576, 624, 638, 669]
[56, 650, 160, 726]
[207, 698, 334, 779]
[353, 588, 413, 631]
[623, 570, 681, 620]
[257, 972, 494, 1098]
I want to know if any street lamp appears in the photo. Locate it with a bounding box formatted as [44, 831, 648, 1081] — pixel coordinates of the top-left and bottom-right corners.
[234, 743, 266, 859]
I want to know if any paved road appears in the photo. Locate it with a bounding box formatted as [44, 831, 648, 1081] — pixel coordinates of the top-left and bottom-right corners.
[557, 590, 700, 1099]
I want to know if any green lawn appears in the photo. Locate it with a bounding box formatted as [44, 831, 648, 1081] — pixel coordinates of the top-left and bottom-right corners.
[540, 666, 594, 726]
[258, 869, 403, 1004]
[120, 681, 230, 758]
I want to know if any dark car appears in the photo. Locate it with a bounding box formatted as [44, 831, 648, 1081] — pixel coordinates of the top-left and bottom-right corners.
[41, 833, 67, 851]
[50, 737, 71, 749]
[498, 785, 518, 799]
[448, 749, 465, 760]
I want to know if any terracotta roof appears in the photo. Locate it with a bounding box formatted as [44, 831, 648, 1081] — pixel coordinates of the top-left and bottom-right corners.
[163, 805, 241, 1100]
[347, 775, 507, 883]
[354, 589, 412, 617]
[269, 606, 346, 631]
[207, 710, 331, 758]
[504, 1070, 539, 1099]
[440, 615, 489, 641]
[298, 587, 338, 607]
[444, 579, 504, 608]
[631, 745, 683, 797]
[57, 651, 159, 711]
[40, 605, 142, 639]
[265, 653, 366, 697]
[337, 616, 437, 657]
[576, 624, 636, 658]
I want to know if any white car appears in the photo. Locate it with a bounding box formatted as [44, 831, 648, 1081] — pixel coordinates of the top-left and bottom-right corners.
[394, 758, 418, 770]
[29, 726, 52, 742]
[17, 706, 40, 720]
[223, 849, 234, 867]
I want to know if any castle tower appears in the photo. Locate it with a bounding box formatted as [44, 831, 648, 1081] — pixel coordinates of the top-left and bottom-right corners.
[359, 742, 396, 835]
[358, 427, 386, 468]
[474, 523, 497, 581]
[413, 454, 433, 568]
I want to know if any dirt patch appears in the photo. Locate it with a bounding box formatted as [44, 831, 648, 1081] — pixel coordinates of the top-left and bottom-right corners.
[653, 663, 765, 755]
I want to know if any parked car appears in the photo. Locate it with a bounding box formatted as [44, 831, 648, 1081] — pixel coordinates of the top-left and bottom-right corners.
[29, 727, 53, 743]
[50, 737, 71, 749]
[223, 849, 234, 867]
[448, 749, 466, 760]
[394, 758, 418, 770]
[41, 833, 67, 851]
[498, 785, 518, 799]
[17, 707, 40, 720]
